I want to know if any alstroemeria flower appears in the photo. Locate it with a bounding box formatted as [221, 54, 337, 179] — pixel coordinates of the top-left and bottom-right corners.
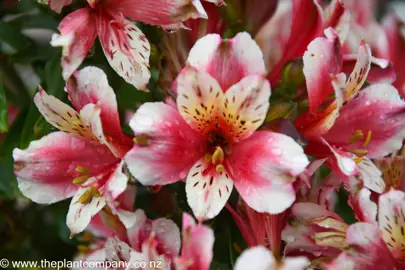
[234, 246, 309, 270]
[125, 32, 309, 220]
[37, 0, 72, 13]
[282, 202, 350, 259]
[50, 0, 209, 89]
[285, 190, 405, 269]
[374, 145, 405, 191]
[13, 66, 133, 235]
[295, 28, 405, 196]
[255, 0, 324, 85]
[325, 222, 398, 270]
[105, 209, 181, 269]
[325, 189, 405, 269]
[174, 213, 214, 270]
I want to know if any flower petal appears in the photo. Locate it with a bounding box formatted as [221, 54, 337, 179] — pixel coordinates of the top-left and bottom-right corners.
[220, 75, 271, 142]
[283, 256, 310, 270]
[49, 0, 72, 13]
[303, 28, 342, 113]
[67, 67, 127, 142]
[175, 213, 214, 270]
[109, 0, 207, 30]
[342, 41, 371, 102]
[263, 0, 324, 84]
[186, 158, 233, 220]
[321, 138, 357, 177]
[382, 14, 405, 97]
[80, 103, 125, 158]
[327, 222, 397, 270]
[234, 246, 276, 270]
[350, 187, 377, 223]
[323, 0, 351, 43]
[124, 102, 207, 186]
[104, 161, 128, 200]
[67, 187, 107, 235]
[175, 66, 223, 135]
[105, 236, 132, 263]
[50, 8, 97, 79]
[356, 157, 385, 193]
[323, 84, 405, 159]
[126, 209, 148, 250]
[98, 16, 150, 91]
[151, 217, 181, 258]
[342, 55, 396, 85]
[228, 131, 309, 214]
[34, 88, 92, 139]
[187, 32, 266, 91]
[379, 189, 405, 264]
[13, 132, 117, 204]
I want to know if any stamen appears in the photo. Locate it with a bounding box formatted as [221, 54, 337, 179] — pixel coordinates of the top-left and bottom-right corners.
[349, 130, 363, 144]
[212, 146, 224, 165]
[363, 130, 372, 146]
[312, 231, 348, 250]
[77, 245, 90, 254]
[204, 153, 213, 164]
[354, 157, 363, 164]
[78, 189, 93, 204]
[77, 231, 93, 242]
[134, 134, 149, 146]
[72, 175, 89, 185]
[90, 186, 101, 198]
[351, 149, 368, 157]
[75, 166, 90, 175]
[216, 164, 225, 173]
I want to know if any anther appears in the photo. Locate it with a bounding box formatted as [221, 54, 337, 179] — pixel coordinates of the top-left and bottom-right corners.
[72, 175, 89, 185]
[75, 166, 90, 175]
[349, 130, 363, 144]
[78, 189, 93, 204]
[351, 149, 368, 157]
[204, 153, 213, 164]
[216, 164, 225, 173]
[212, 146, 224, 165]
[354, 157, 363, 164]
[77, 245, 90, 254]
[90, 186, 101, 198]
[363, 130, 372, 146]
[133, 134, 149, 146]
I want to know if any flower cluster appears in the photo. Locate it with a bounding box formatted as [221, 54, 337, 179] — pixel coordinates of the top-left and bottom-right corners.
[11, 0, 405, 269]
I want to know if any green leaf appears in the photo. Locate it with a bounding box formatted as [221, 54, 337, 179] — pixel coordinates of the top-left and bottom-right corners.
[265, 102, 298, 123]
[44, 51, 65, 98]
[0, 156, 20, 200]
[10, 44, 56, 64]
[0, 81, 8, 133]
[0, 21, 32, 53]
[19, 100, 41, 149]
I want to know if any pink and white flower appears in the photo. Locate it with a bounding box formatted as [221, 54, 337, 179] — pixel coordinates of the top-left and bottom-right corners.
[174, 213, 214, 270]
[295, 28, 405, 195]
[105, 209, 181, 269]
[255, 0, 324, 85]
[50, 0, 209, 90]
[37, 0, 72, 13]
[104, 211, 214, 270]
[234, 246, 309, 270]
[326, 189, 405, 269]
[13, 66, 133, 235]
[125, 32, 309, 220]
[285, 190, 405, 269]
